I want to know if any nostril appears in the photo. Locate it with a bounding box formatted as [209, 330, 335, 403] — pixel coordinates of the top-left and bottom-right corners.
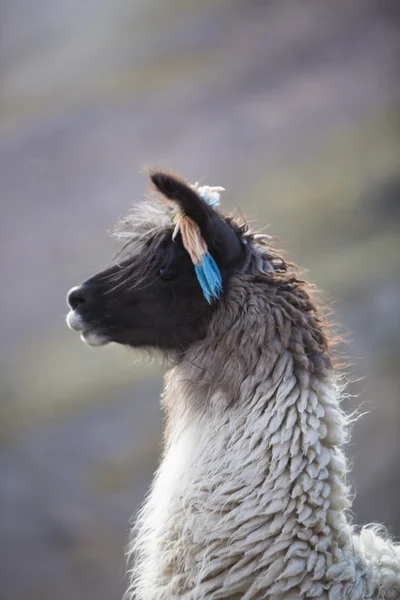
[67, 286, 87, 310]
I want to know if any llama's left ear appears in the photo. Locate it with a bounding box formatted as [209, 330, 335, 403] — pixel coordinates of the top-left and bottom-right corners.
[150, 170, 214, 229]
[150, 170, 244, 268]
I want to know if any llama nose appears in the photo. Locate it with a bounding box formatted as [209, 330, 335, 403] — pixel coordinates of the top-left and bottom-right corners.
[67, 286, 88, 310]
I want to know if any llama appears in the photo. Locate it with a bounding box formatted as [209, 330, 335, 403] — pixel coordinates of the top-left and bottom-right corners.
[66, 170, 400, 599]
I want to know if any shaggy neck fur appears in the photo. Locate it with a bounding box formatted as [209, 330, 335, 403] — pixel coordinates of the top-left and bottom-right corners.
[127, 263, 400, 599]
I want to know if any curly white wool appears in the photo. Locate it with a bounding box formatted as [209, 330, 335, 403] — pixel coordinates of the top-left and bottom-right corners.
[126, 354, 400, 598]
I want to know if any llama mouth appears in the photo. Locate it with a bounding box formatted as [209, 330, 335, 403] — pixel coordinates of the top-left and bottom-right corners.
[66, 311, 109, 347]
[80, 329, 109, 347]
[66, 309, 87, 332]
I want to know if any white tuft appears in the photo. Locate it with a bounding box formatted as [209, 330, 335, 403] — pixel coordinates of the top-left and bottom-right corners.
[190, 181, 225, 206]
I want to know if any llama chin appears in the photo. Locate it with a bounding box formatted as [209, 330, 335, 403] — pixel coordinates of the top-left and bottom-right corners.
[80, 330, 109, 347]
[66, 170, 400, 600]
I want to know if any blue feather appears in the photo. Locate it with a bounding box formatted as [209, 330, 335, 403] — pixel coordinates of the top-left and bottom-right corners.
[195, 253, 222, 304]
[195, 265, 211, 304]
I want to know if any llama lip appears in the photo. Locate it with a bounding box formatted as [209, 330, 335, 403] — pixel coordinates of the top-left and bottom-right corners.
[80, 329, 109, 347]
[66, 311, 109, 347]
[66, 309, 87, 332]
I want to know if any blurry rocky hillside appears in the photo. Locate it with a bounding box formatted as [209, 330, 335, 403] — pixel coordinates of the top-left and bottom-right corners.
[0, 1, 399, 599]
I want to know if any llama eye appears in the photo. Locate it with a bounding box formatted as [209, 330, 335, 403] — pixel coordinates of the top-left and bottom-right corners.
[158, 266, 177, 281]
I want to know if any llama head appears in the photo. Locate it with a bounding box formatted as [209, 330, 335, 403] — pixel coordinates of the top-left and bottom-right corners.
[66, 170, 245, 351]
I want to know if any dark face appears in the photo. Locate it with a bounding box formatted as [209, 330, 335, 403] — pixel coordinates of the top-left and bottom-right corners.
[66, 170, 245, 352]
[66, 234, 217, 351]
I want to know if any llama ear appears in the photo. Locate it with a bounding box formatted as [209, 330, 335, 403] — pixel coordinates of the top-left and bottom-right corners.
[150, 170, 244, 268]
[150, 170, 214, 227]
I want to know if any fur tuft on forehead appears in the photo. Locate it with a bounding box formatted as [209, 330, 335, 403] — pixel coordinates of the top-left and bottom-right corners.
[107, 198, 176, 293]
[113, 197, 173, 242]
[112, 197, 174, 260]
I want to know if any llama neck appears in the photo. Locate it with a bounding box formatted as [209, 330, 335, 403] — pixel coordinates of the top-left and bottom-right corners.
[165, 345, 352, 553]
[159, 315, 355, 596]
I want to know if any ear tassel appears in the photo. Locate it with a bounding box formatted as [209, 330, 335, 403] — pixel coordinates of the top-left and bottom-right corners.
[172, 183, 225, 303]
[191, 182, 225, 207]
[195, 254, 223, 304]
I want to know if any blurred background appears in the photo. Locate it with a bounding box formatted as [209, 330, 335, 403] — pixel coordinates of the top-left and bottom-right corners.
[0, 0, 399, 598]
